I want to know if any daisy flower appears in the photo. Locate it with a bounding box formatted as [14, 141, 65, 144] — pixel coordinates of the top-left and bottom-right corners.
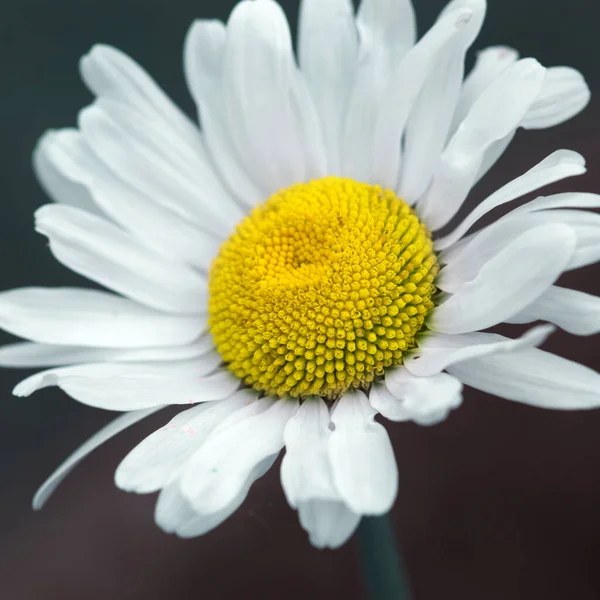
[2, 0, 598, 550]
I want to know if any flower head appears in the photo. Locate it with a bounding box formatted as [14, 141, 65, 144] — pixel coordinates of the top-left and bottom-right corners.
[209, 177, 438, 399]
[2, 0, 598, 549]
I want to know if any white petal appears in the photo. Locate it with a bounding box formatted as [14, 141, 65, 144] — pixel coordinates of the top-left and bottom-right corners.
[155, 454, 277, 538]
[372, 369, 462, 426]
[507, 286, 600, 336]
[223, 0, 325, 192]
[281, 398, 338, 507]
[365, 7, 474, 189]
[400, 0, 486, 202]
[115, 390, 255, 493]
[208, 394, 277, 432]
[511, 191, 600, 214]
[35, 204, 208, 315]
[80, 46, 237, 235]
[452, 45, 519, 133]
[347, 0, 418, 177]
[39, 127, 221, 271]
[419, 59, 546, 229]
[184, 19, 266, 207]
[298, 500, 360, 550]
[33, 131, 101, 215]
[441, 207, 600, 290]
[357, 0, 416, 63]
[474, 132, 515, 184]
[33, 406, 161, 510]
[368, 381, 409, 422]
[405, 324, 554, 376]
[348, 0, 417, 179]
[0, 337, 214, 368]
[448, 347, 600, 410]
[181, 398, 298, 514]
[280, 397, 360, 548]
[475, 69, 589, 182]
[343, 0, 425, 182]
[13, 362, 239, 411]
[522, 67, 590, 129]
[436, 150, 586, 251]
[0, 287, 205, 348]
[80, 44, 205, 156]
[78, 101, 241, 235]
[298, 0, 358, 174]
[329, 389, 398, 514]
[432, 224, 576, 334]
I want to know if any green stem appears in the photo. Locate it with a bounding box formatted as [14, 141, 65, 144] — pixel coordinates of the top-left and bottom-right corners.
[356, 513, 411, 600]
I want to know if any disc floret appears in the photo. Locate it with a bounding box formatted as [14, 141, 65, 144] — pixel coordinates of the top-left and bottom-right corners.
[209, 177, 439, 400]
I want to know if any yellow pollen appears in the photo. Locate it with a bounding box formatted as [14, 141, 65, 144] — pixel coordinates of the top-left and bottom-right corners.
[208, 177, 439, 400]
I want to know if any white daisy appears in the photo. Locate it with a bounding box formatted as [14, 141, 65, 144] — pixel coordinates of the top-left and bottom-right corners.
[2, 0, 599, 550]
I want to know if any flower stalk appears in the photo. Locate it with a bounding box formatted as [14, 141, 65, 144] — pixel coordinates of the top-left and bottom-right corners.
[356, 513, 411, 600]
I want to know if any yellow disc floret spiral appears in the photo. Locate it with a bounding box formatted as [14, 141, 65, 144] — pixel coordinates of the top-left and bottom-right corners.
[208, 177, 439, 400]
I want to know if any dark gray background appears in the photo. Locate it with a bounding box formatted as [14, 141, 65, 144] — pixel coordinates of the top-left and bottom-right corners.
[1, 1, 600, 599]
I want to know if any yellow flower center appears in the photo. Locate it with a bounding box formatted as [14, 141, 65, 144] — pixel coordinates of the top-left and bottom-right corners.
[208, 177, 439, 400]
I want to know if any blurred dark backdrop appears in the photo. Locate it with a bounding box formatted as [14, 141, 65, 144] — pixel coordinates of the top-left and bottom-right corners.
[1, 1, 600, 599]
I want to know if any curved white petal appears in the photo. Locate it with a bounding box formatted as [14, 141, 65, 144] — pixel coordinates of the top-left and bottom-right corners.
[223, 0, 325, 192]
[14, 362, 239, 411]
[368, 382, 409, 423]
[329, 389, 398, 515]
[33, 406, 162, 510]
[115, 390, 255, 493]
[441, 208, 600, 291]
[357, 0, 416, 63]
[522, 67, 590, 129]
[80, 44, 205, 155]
[507, 286, 600, 336]
[281, 398, 360, 548]
[344, 0, 438, 183]
[367, 7, 474, 189]
[80, 45, 239, 237]
[78, 101, 240, 235]
[405, 324, 554, 376]
[298, 0, 358, 174]
[511, 191, 600, 214]
[400, 0, 486, 202]
[475, 69, 589, 182]
[155, 481, 224, 538]
[0, 287, 205, 348]
[419, 58, 546, 229]
[155, 454, 277, 538]
[35, 204, 208, 315]
[436, 150, 586, 251]
[0, 337, 214, 368]
[351, 0, 418, 181]
[474, 132, 516, 184]
[184, 19, 266, 207]
[33, 131, 101, 215]
[298, 500, 360, 550]
[451, 45, 519, 133]
[38, 127, 221, 270]
[372, 369, 462, 426]
[281, 398, 338, 507]
[181, 398, 298, 514]
[433, 224, 576, 334]
[448, 346, 600, 410]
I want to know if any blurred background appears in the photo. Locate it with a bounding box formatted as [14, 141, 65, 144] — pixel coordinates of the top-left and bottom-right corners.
[1, 0, 600, 598]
